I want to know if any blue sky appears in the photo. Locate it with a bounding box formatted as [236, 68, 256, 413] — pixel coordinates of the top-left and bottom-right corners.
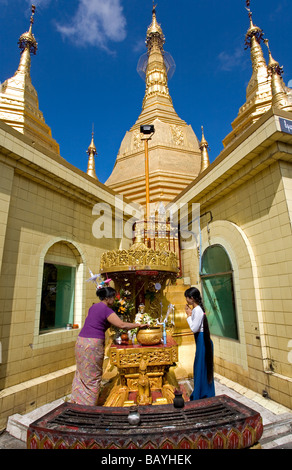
[0, 0, 291, 184]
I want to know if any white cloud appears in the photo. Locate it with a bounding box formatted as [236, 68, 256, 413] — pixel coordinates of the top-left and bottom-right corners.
[22, 0, 127, 52]
[55, 0, 127, 51]
[217, 46, 248, 72]
[133, 38, 145, 54]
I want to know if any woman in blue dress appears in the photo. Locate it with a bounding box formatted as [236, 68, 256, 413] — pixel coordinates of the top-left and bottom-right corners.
[184, 287, 215, 400]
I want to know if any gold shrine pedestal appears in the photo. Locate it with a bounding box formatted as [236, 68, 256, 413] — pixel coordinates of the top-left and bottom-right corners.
[104, 335, 178, 407]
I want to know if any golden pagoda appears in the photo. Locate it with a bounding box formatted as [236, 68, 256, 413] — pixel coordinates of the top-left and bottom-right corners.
[223, 1, 292, 148]
[0, 5, 59, 154]
[105, 5, 201, 207]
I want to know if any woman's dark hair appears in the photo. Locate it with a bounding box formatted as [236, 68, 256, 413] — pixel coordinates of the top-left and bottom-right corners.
[184, 287, 214, 384]
[96, 286, 116, 300]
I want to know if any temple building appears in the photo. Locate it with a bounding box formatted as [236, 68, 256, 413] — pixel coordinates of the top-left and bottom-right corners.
[0, 4, 292, 431]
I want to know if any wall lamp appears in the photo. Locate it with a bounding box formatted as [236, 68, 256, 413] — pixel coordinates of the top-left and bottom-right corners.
[140, 124, 155, 135]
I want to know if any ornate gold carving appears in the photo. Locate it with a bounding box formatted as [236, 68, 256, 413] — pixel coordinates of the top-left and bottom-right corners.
[171, 125, 184, 146]
[133, 129, 143, 150]
[100, 244, 178, 274]
[137, 358, 152, 405]
[125, 375, 163, 391]
[110, 346, 175, 368]
[104, 338, 178, 407]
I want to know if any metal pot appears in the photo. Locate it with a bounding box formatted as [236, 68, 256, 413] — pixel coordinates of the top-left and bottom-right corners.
[128, 406, 141, 426]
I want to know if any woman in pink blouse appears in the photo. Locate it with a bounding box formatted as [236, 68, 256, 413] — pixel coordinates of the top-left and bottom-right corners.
[71, 286, 141, 406]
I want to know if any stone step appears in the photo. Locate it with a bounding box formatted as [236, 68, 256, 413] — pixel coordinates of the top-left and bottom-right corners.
[260, 417, 292, 446]
[261, 424, 292, 449]
[6, 397, 66, 442]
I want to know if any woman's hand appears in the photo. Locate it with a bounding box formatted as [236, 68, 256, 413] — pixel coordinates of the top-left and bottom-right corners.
[185, 304, 192, 317]
[108, 314, 145, 331]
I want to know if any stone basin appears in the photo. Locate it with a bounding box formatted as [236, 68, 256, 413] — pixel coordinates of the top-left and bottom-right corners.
[27, 394, 263, 449]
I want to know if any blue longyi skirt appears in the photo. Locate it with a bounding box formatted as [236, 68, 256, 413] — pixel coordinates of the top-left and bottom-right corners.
[190, 332, 215, 401]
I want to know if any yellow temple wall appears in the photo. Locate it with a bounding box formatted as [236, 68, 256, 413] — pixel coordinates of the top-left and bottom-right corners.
[177, 110, 292, 410]
[0, 121, 125, 429]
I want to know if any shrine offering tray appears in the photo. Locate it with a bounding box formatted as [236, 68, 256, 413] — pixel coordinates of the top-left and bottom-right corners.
[27, 394, 263, 449]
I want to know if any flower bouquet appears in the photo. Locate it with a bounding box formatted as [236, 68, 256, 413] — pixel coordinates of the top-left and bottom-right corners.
[134, 312, 157, 328]
[111, 290, 135, 341]
[112, 289, 134, 323]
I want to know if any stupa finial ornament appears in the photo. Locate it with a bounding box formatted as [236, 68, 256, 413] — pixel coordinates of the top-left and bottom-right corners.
[18, 4, 38, 55]
[146, 2, 165, 51]
[244, 0, 264, 49]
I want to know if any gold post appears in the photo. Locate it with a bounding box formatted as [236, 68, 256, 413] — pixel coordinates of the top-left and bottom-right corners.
[140, 124, 155, 247]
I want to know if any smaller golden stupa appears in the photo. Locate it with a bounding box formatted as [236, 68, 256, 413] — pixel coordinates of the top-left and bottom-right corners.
[199, 127, 210, 173]
[223, 1, 292, 147]
[86, 128, 98, 179]
[0, 5, 60, 154]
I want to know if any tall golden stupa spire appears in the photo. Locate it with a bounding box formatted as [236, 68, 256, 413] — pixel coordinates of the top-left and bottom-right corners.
[105, 4, 201, 205]
[142, 3, 171, 108]
[86, 127, 98, 179]
[0, 5, 59, 154]
[244, 4, 266, 74]
[134, 3, 178, 124]
[199, 127, 210, 173]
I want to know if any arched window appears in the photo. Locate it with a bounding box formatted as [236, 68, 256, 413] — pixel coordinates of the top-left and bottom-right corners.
[201, 244, 238, 340]
[39, 241, 81, 333]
